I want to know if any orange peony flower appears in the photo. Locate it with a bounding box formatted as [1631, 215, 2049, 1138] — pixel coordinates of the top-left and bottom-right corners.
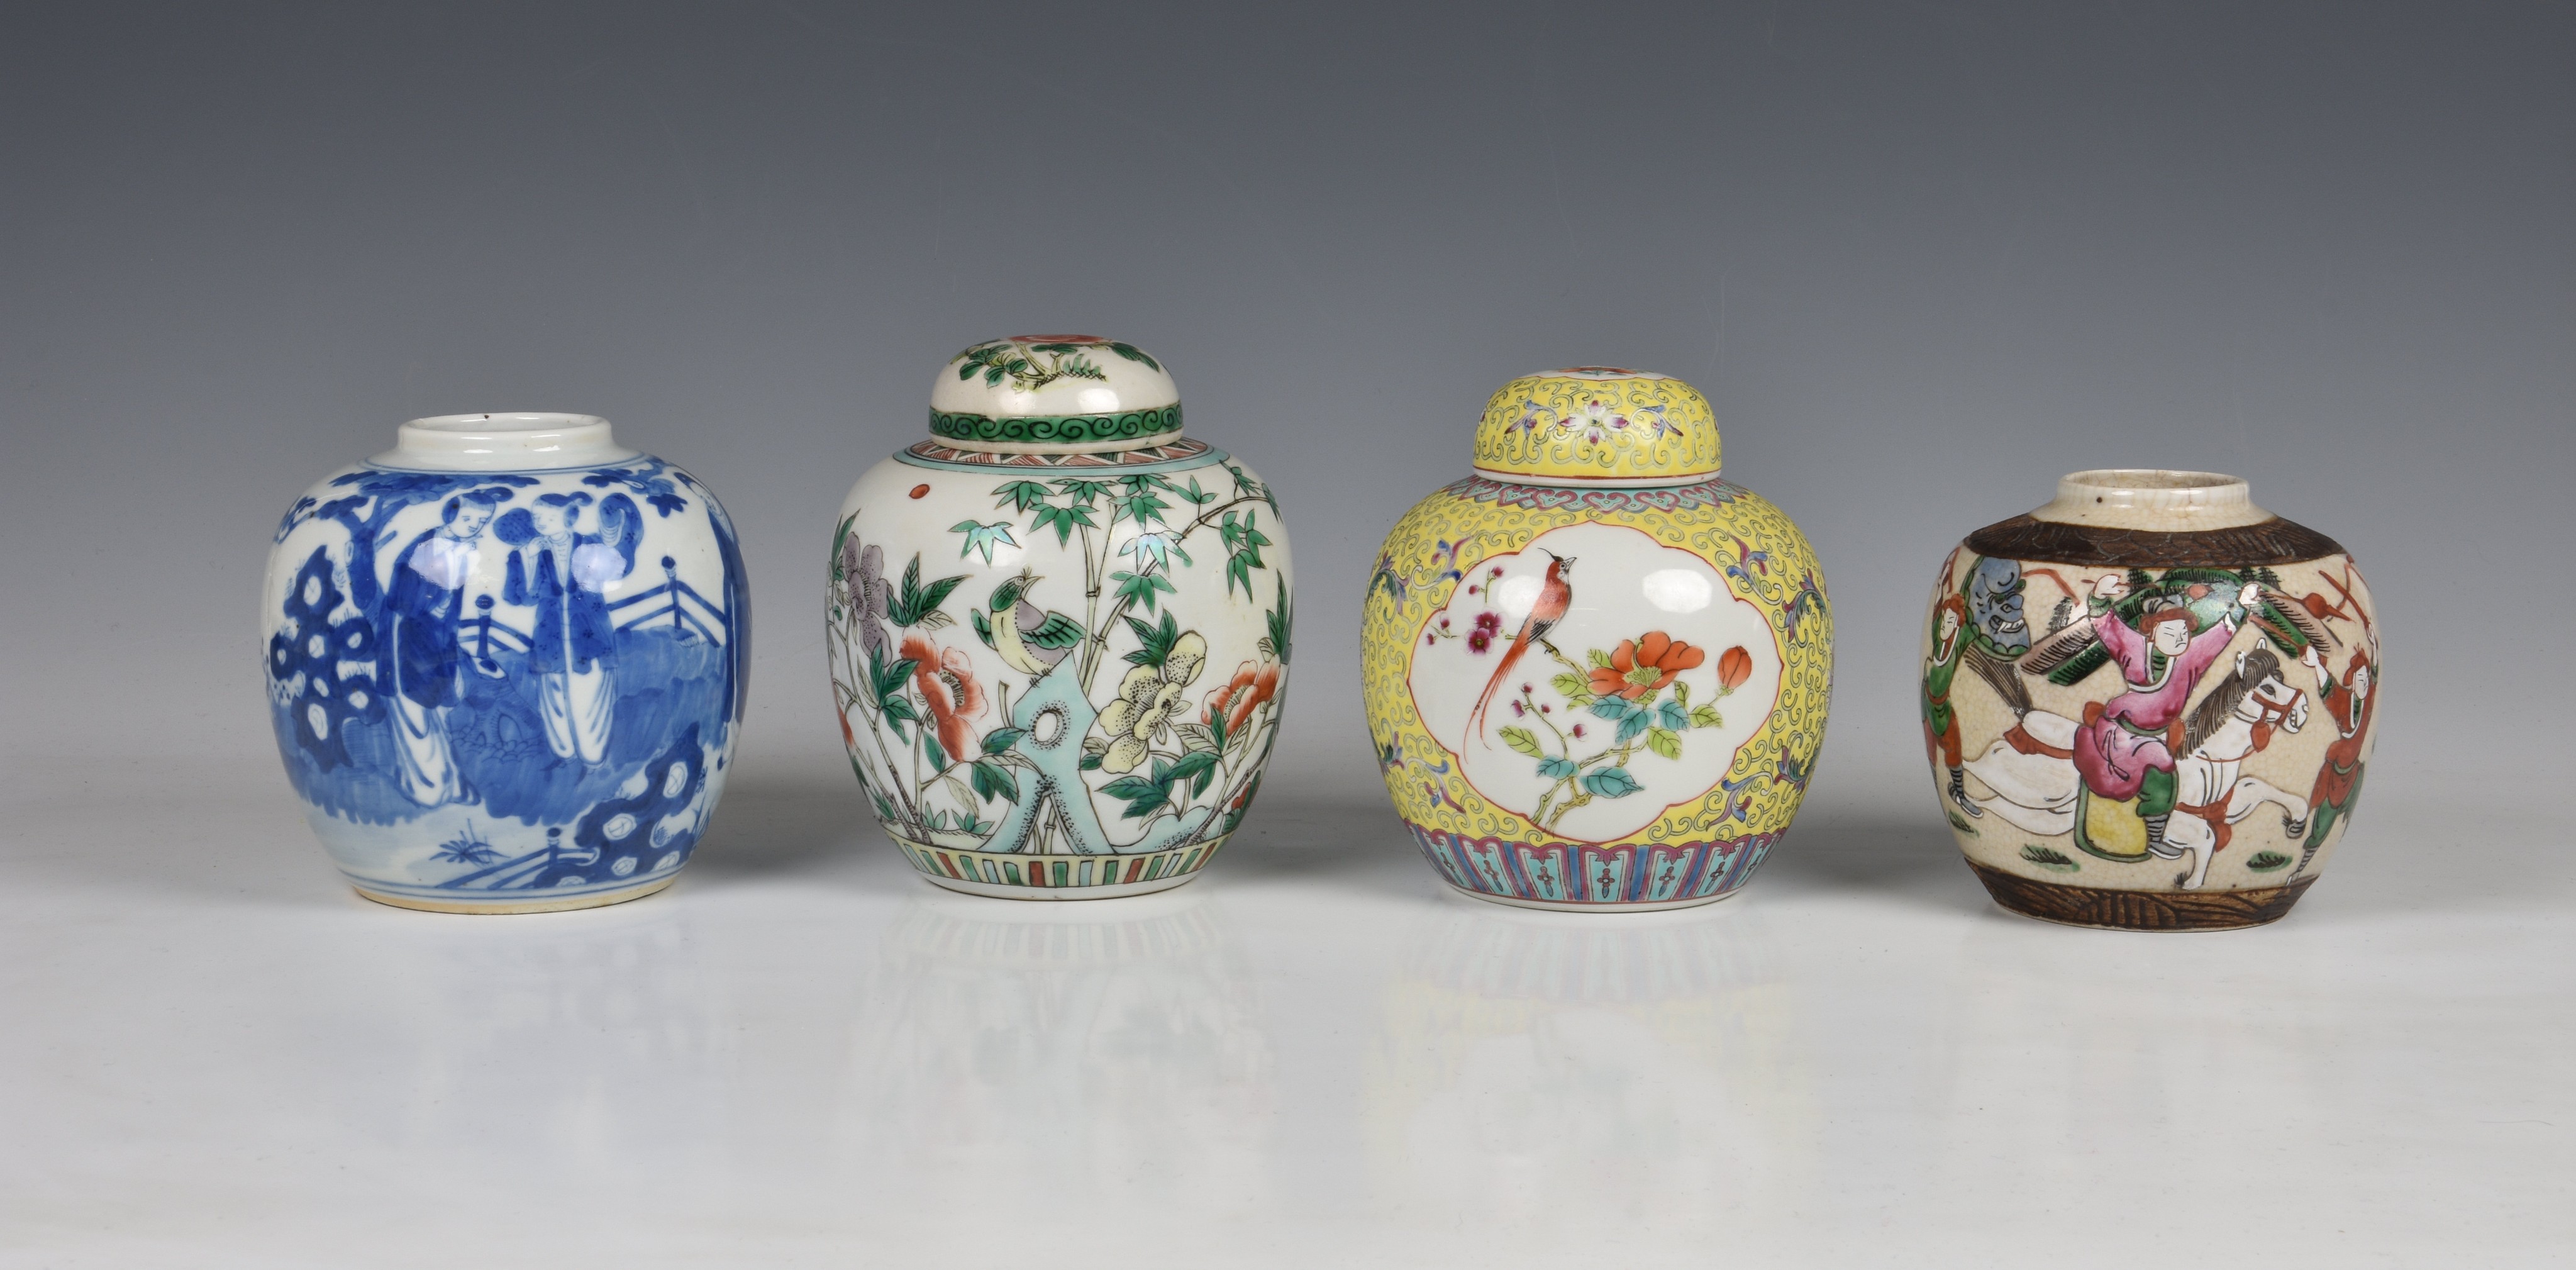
[1587, 632, 1706, 701]
[1717, 645, 1753, 691]
[1202, 659, 1282, 737]
[901, 633, 985, 762]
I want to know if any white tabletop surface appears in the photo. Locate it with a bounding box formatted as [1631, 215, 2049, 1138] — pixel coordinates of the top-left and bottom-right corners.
[3, 747, 2566, 1268]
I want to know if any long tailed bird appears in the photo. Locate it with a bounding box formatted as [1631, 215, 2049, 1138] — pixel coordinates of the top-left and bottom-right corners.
[1467, 550, 1574, 747]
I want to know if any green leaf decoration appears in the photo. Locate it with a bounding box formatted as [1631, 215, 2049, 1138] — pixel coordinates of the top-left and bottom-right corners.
[1218, 510, 1272, 601]
[2021, 844, 2080, 872]
[1499, 726, 1542, 757]
[969, 758, 1018, 805]
[980, 728, 1026, 755]
[1101, 774, 1169, 820]
[1551, 672, 1590, 699]
[869, 647, 916, 708]
[969, 608, 994, 647]
[1645, 728, 1682, 760]
[1111, 569, 1178, 614]
[922, 733, 948, 773]
[1265, 572, 1294, 663]
[1615, 710, 1652, 744]
[1689, 705, 1724, 730]
[993, 480, 1053, 513]
[950, 520, 1018, 565]
[1673, 680, 1691, 710]
[1122, 611, 1182, 668]
[830, 511, 858, 576]
[1030, 501, 1099, 545]
[1052, 478, 1111, 506]
[1161, 749, 1221, 798]
[1656, 698, 1687, 732]
[2246, 850, 2293, 872]
[1119, 488, 1172, 527]
[1536, 756, 1577, 780]
[1175, 722, 1219, 754]
[884, 553, 968, 628]
[1587, 648, 1615, 670]
[1108, 341, 1161, 370]
[1582, 767, 1643, 798]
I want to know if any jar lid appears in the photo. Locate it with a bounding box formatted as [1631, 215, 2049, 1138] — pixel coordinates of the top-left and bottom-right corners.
[927, 335, 1182, 454]
[1472, 367, 1721, 486]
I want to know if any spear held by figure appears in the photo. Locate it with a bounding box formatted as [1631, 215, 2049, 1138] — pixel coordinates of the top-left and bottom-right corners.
[1468, 550, 1574, 747]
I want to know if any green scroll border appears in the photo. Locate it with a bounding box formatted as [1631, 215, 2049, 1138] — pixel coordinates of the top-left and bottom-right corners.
[928, 403, 1183, 444]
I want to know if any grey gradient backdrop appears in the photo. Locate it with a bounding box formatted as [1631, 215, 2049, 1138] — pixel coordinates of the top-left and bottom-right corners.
[5, 3, 2568, 860]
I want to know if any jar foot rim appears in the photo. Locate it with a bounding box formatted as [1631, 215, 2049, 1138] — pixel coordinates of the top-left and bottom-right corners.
[349, 874, 678, 915]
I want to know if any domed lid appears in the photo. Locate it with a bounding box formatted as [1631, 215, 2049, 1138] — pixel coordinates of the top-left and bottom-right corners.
[928, 335, 1182, 454]
[1472, 367, 1721, 486]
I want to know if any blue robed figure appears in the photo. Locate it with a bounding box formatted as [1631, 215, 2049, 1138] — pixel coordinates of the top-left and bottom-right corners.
[384, 493, 502, 805]
[497, 492, 640, 764]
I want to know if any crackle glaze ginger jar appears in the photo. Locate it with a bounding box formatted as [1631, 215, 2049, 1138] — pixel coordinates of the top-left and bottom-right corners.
[264, 413, 749, 913]
[1922, 470, 2379, 930]
[1362, 368, 1832, 911]
[830, 336, 1293, 898]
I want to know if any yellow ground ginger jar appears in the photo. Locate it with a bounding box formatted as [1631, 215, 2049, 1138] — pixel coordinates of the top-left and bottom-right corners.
[1361, 368, 1832, 910]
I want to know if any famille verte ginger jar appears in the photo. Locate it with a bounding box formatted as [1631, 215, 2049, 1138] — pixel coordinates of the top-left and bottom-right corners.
[1362, 368, 1833, 911]
[264, 413, 750, 913]
[830, 336, 1294, 898]
[1923, 470, 2380, 930]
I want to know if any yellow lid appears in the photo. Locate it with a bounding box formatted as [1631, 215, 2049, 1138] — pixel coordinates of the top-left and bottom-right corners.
[1471, 367, 1720, 485]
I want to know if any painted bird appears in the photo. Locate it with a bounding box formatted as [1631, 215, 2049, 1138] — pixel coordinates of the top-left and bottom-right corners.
[1467, 550, 1575, 747]
[978, 570, 1082, 677]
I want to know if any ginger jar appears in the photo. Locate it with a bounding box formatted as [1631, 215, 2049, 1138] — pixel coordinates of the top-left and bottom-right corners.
[1361, 368, 1832, 910]
[1923, 470, 2380, 930]
[264, 413, 750, 913]
[830, 336, 1294, 898]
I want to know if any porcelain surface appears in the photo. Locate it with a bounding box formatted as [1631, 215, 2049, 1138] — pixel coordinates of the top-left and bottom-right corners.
[1923, 470, 2380, 930]
[263, 413, 749, 912]
[1363, 370, 1831, 910]
[831, 337, 1293, 898]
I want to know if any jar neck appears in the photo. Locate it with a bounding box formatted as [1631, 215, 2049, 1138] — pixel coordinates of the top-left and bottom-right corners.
[2029, 469, 2272, 531]
[374, 413, 638, 471]
[1468, 465, 1719, 490]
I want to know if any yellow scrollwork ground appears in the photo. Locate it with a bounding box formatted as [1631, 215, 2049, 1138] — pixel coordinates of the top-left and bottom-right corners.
[1362, 479, 1833, 850]
[1470, 369, 1723, 483]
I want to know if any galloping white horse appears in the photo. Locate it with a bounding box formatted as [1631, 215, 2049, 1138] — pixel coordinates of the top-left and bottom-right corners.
[1963, 649, 2311, 889]
[2157, 650, 2310, 889]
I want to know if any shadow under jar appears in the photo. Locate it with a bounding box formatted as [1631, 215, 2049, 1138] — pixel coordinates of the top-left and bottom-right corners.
[1922, 469, 2380, 930]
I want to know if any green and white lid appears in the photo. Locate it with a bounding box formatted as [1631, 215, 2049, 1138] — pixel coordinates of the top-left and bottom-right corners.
[928, 335, 1181, 454]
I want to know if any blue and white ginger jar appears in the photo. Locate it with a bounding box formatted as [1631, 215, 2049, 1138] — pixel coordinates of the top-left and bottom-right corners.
[264, 413, 750, 912]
